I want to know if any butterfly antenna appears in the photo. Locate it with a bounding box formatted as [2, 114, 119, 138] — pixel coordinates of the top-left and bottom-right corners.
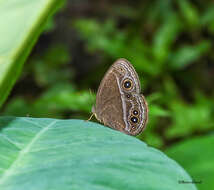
[85, 88, 96, 122]
[89, 88, 95, 97]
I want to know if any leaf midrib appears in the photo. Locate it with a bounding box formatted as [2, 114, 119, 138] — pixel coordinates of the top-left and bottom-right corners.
[0, 120, 57, 186]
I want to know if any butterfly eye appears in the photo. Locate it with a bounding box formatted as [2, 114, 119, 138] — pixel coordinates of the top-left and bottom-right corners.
[123, 79, 133, 90]
[130, 116, 138, 123]
[133, 110, 138, 115]
[126, 94, 131, 99]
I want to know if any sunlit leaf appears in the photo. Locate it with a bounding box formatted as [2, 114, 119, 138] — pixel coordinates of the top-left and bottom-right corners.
[0, 0, 65, 108]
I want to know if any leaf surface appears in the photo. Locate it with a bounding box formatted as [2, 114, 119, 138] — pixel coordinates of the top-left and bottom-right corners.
[0, 0, 63, 107]
[166, 135, 214, 190]
[0, 117, 196, 190]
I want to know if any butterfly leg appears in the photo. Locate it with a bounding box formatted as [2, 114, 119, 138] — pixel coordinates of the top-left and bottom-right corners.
[102, 118, 107, 126]
[86, 113, 95, 121]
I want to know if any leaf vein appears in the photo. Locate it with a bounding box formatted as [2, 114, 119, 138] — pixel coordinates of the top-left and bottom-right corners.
[0, 120, 57, 186]
[0, 134, 21, 150]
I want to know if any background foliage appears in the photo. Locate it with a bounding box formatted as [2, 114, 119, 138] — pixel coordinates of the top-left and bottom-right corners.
[1, 1, 214, 189]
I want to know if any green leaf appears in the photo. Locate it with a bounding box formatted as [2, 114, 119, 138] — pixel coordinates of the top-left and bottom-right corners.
[149, 104, 170, 117]
[3, 84, 95, 117]
[141, 131, 164, 149]
[153, 14, 182, 63]
[177, 0, 199, 27]
[33, 84, 95, 113]
[0, 117, 196, 190]
[169, 41, 211, 70]
[200, 5, 214, 26]
[166, 135, 214, 190]
[166, 94, 214, 138]
[200, 5, 214, 33]
[74, 19, 159, 76]
[32, 44, 71, 87]
[0, 0, 64, 108]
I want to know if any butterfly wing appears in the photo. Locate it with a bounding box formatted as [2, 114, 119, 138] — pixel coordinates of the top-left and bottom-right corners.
[124, 93, 148, 135]
[93, 59, 125, 132]
[93, 58, 147, 135]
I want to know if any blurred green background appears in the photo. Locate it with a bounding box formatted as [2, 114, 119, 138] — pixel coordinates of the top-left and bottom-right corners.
[1, 1, 214, 187]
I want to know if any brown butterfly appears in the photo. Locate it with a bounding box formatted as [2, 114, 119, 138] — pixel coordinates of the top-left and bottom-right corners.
[92, 58, 148, 136]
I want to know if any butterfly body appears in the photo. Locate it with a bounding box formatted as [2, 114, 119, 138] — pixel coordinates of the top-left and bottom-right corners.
[92, 58, 148, 136]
